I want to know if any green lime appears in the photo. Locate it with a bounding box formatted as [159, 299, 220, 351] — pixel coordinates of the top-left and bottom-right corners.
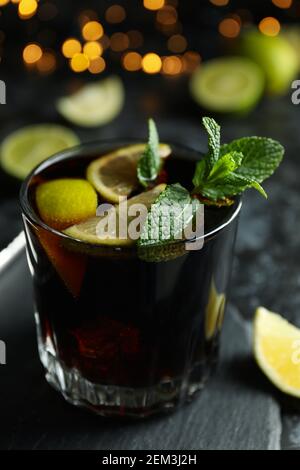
[240, 30, 299, 95]
[36, 178, 98, 230]
[190, 57, 265, 114]
[0, 124, 79, 179]
[56, 76, 125, 127]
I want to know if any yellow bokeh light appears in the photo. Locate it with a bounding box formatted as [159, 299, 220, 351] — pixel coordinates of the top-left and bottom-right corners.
[210, 0, 230, 5]
[144, 0, 165, 10]
[142, 53, 162, 74]
[122, 51, 142, 71]
[70, 53, 90, 72]
[162, 56, 182, 75]
[11, 0, 21, 3]
[23, 43, 42, 64]
[82, 21, 104, 41]
[105, 5, 126, 24]
[167, 34, 187, 53]
[110, 32, 129, 52]
[18, 0, 38, 19]
[88, 56, 106, 74]
[219, 18, 241, 38]
[259, 17, 281, 37]
[62, 38, 82, 58]
[83, 41, 102, 59]
[37, 51, 56, 74]
[272, 0, 292, 8]
[0, 0, 10, 7]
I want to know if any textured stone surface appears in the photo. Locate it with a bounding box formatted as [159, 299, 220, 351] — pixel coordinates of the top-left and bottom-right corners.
[0, 255, 281, 450]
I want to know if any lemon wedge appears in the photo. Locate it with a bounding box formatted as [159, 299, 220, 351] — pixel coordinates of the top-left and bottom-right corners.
[254, 306, 300, 398]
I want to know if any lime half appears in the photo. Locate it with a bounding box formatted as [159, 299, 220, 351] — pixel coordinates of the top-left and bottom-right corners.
[0, 124, 79, 179]
[56, 76, 125, 127]
[190, 57, 265, 114]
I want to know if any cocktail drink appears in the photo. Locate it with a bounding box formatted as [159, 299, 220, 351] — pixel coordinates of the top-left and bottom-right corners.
[20, 119, 283, 417]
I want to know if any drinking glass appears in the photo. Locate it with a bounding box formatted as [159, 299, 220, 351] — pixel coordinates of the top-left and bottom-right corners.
[20, 141, 242, 418]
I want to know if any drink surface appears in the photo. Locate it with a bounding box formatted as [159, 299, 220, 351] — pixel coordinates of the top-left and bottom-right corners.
[27, 148, 238, 244]
[23, 145, 239, 413]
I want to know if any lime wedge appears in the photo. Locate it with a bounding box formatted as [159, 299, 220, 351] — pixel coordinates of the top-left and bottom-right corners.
[190, 57, 265, 114]
[56, 76, 125, 127]
[0, 124, 79, 179]
[64, 184, 166, 246]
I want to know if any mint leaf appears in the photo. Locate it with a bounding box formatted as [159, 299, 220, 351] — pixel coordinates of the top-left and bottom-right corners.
[207, 151, 243, 182]
[220, 137, 284, 183]
[202, 117, 221, 171]
[138, 183, 200, 248]
[199, 172, 267, 201]
[137, 119, 161, 187]
[193, 151, 244, 195]
[192, 159, 207, 188]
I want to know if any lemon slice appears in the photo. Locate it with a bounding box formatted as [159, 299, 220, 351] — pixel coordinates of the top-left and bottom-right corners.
[56, 76, 125, 127]
[64, 184, 166, 246]
[36, 178, 98, 231]
[190, 57, 264, 114]
[0, 124, 79, 179]
[254, 307, 300, 397]
[86, 143, 171, 203]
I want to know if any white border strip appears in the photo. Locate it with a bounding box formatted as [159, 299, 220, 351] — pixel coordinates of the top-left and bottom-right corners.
[0, 231, 26, 275]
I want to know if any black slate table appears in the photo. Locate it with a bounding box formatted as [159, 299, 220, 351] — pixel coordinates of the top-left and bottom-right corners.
[0, 81, 300, 449]
[0, 252, 282, 450]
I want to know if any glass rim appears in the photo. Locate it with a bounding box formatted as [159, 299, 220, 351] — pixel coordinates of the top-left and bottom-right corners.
[20, 139, 242, 250]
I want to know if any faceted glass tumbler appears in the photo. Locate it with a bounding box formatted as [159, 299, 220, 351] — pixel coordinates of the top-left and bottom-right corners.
[20, 141, 241, 418]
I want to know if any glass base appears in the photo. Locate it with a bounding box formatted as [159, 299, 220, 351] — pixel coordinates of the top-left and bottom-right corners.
[40, 348, 213, 418]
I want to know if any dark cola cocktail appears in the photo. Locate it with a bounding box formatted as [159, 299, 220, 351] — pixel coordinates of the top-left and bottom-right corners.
[21, 118, 282, 417]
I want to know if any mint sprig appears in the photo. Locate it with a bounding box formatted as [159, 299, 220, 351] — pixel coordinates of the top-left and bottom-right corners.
[193, 117, 284, 202]
[138, 183, 200, 259]
[136, 117, 284, 261]
[137, 119, 161, 188]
